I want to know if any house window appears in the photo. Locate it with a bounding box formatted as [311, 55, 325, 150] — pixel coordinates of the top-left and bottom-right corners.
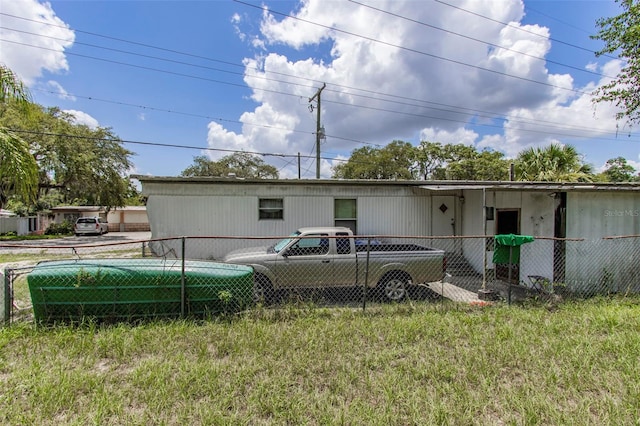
[259, 198, 284, 220]
[334, 198, 357, 233]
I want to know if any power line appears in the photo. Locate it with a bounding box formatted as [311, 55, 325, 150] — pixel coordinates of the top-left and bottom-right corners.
[524, 5, 597, 37]
[348, 0, 614, 80]
[31, 87, 385, 148]
[1, 14, 620, 136]
[234, 0, 591, 96]
[5, 128, 356, 164]
[2, 8, 634, 144]
[34, 83, 637, 145]
[434, 0, 618, 60]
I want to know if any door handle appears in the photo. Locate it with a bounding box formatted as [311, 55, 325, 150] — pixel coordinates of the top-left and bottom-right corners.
[321, 260, 330, 263]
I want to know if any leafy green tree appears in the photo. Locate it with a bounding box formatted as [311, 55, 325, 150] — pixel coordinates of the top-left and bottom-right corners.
[415, 141, 508, 180]
[332, 140, 417, 180]
[181, 152, 279, 179]
[446, 149, 509, 180]
[415, 141, 447, 180]
[515, 144, 594, 182]
[0, 65, 38, 209]
[0, 101, 134, 210]
[5, 191, 64, 217]
[597, 156, 639, 182]
[592, 0, 640, 124]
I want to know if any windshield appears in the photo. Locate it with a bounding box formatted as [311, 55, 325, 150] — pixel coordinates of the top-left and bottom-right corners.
[273, 231, 301, 253]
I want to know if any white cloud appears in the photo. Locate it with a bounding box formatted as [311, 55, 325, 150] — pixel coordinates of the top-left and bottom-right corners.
[419, 128, 479, 146]
[218, 0, 625, 178]
[45, 80, 75, 101]
[585, 62, 598, 72]
[0, 0, 74, 84]
[63, 110, 99, 129]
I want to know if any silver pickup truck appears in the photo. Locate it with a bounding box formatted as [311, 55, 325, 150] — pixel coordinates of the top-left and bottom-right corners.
[222, 227, 446, 302]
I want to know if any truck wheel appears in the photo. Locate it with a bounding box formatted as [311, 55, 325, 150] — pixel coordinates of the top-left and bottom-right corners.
[254, 274, 274, 304]
[378, 273, 409, 302]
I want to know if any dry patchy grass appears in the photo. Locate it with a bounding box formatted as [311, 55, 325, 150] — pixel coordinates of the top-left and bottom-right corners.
[0, 300, 639, 424]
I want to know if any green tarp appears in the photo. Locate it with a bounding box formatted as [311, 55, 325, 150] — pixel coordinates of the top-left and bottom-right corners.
[492, 234, 535, 264]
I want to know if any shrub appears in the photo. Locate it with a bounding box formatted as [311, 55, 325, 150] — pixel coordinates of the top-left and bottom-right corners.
[45, 220, 74, 235]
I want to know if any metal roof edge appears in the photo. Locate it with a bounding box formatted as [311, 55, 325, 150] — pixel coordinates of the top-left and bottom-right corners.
[129, 175, 640, 190]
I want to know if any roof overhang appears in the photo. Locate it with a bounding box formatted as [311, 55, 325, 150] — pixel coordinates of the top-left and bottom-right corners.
[417, 183, 640, 192]
[131, 175, 640, 192]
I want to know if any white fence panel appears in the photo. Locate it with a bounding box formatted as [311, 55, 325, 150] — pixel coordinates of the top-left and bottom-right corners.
[0, 217, 18, 234]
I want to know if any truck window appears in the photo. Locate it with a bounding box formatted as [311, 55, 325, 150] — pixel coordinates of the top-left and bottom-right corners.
[336, 233, 351, 255]
[287, 234, 329, 256]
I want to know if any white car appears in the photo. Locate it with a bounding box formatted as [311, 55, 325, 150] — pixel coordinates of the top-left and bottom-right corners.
[74, 217, 109, 236]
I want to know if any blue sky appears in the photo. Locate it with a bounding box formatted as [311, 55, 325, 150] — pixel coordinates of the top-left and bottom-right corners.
[1, 0, 637, 179]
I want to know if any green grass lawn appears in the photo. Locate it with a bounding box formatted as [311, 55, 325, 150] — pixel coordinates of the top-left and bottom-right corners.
[1, 299, 639, 425]
[1, 249, 144, 265]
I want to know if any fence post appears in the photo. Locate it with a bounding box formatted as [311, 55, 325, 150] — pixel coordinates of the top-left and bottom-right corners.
[362, 237, 371, 311]
[2, 269, 10, 326]
[181, 237, 186, 318]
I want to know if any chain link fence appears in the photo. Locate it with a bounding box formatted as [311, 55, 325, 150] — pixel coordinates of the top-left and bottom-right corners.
[3, 234, 639, 325]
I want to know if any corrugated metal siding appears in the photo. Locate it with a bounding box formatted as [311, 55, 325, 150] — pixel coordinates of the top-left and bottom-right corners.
[358, 196, 430, 236]
[147, 195, 255, 237]
[565, 192, 640, 292]
[145, 186, 435, 260]
[566, 192, 640, 239]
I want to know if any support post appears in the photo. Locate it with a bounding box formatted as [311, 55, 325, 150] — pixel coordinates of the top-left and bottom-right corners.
[181, 237, 186, 318]
[2, 269, 10, 326]
[362, 237, 371, 311]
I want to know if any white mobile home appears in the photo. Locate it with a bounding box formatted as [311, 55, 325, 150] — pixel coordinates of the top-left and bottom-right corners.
[134, 176, 640, 293]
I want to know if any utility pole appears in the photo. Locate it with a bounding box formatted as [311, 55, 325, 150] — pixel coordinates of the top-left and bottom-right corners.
[309, 83, 326, 179]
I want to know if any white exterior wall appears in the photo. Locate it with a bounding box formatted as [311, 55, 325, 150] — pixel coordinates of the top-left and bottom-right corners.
[139, 178, 640, 290]
[460, 189, 555, 283]
[518, 192, 555, 284]
[107, 209, 148, 224]
[566, 192, 640, 238]
[0, 217, 39, 236]
[460, 190, 488, 275]
[143, 181, 436, 260]
[565, 192, 640, 293]
[0, 217, 18, 234]
[358, 196, 430, 235]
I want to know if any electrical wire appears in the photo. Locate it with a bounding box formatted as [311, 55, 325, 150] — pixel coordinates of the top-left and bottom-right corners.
[434, 0, 618, 60]
[234, 0, 591, 95]
[1, 4, 634, 152]
[347, 0, 614, 80]
[0, 12, 623, 137]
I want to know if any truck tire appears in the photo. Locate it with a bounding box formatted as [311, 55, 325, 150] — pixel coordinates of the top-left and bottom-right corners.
[254, 273, 274, 304]
[378, 272, 410, 302]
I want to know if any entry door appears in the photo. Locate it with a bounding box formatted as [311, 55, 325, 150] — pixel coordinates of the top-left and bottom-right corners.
[431, 196, 456, 236]
[495, 209, 520, 283]
[431, 195, 457, 252]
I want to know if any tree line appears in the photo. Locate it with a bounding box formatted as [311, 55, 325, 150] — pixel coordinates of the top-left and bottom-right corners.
[181, 141, 638, 183]
[331, 140, 638, 182]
